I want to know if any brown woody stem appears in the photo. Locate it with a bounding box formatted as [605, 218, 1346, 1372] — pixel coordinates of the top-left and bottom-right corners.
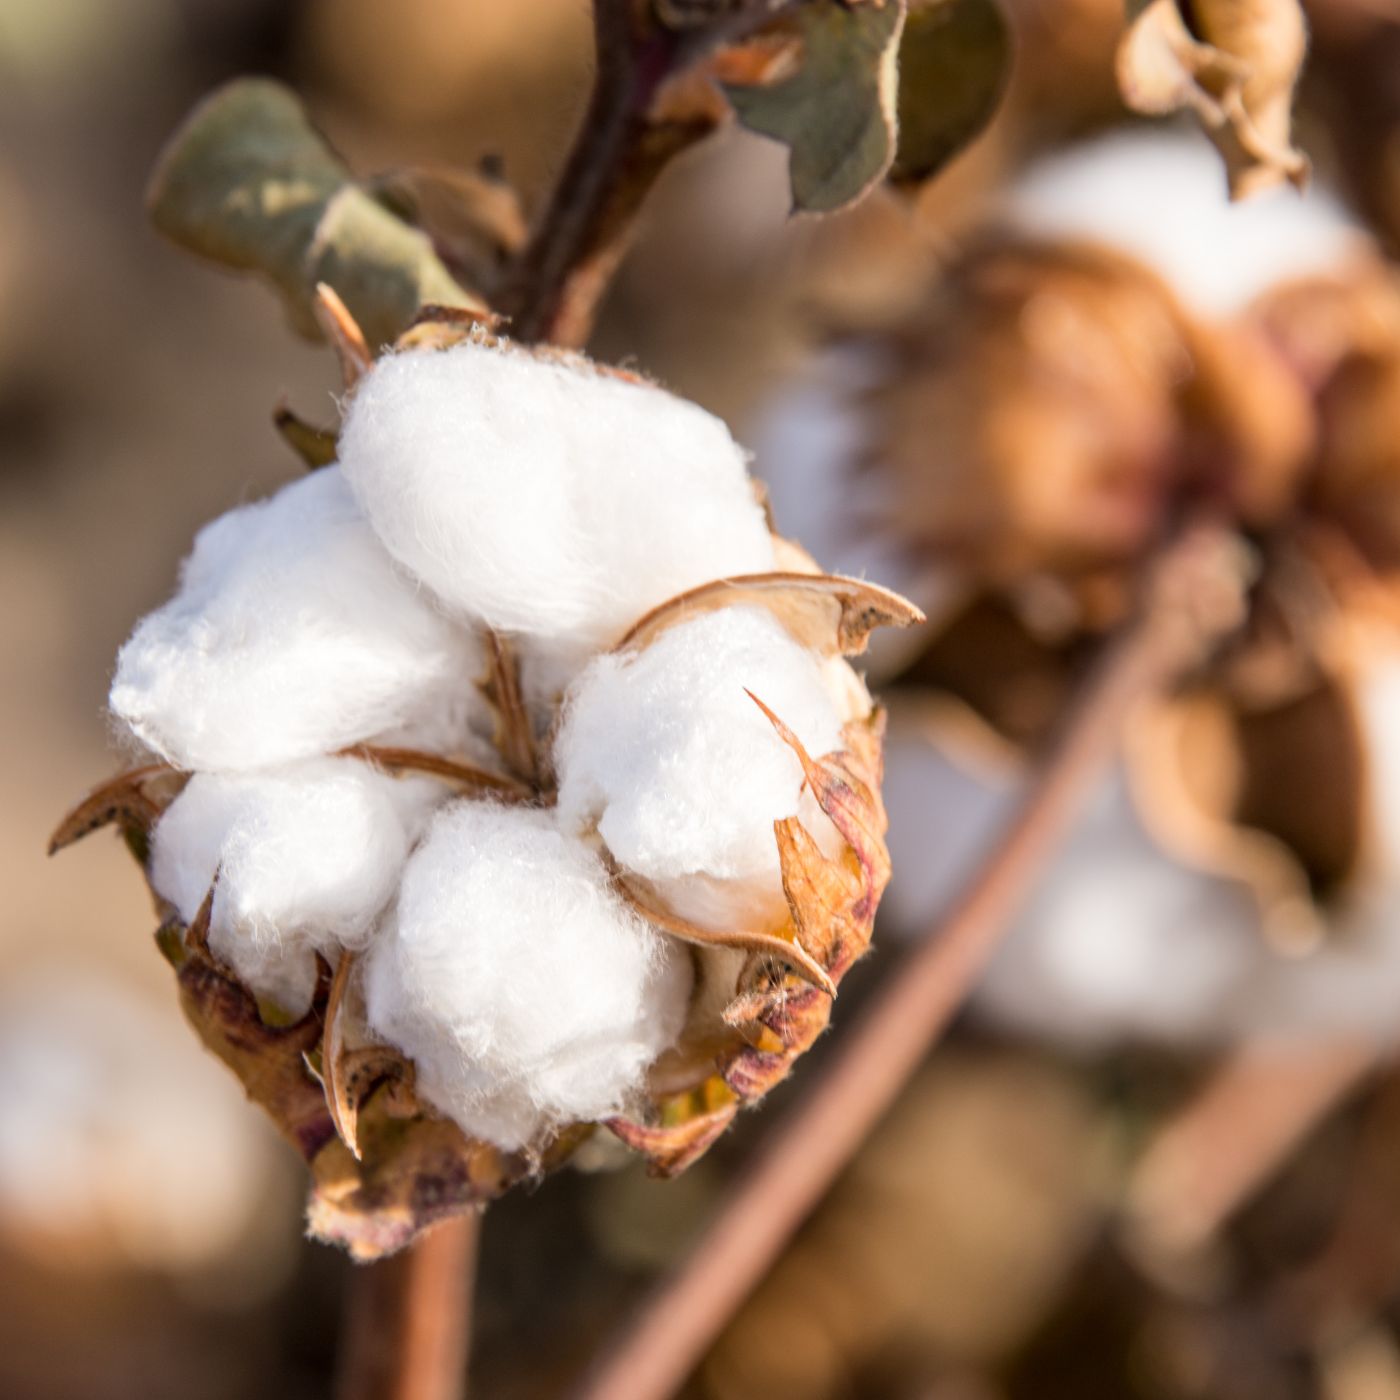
[568, 525, 1235, 1400]
[502, 1, 679, 347]
[335, 1213, 481, 1400]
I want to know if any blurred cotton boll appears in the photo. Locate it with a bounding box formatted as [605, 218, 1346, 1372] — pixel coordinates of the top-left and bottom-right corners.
[882, 649, 1400, 1050]
[0, 970, 289, 1280]
[880, 717, 1266, 1048]
[1005, 127, 1372, 317]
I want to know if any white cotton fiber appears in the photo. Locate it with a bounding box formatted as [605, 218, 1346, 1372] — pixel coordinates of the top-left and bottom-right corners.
[555, 606, 847, 929]
[110, 468, 485, 772]
[336, 340, 777, 650]
[364, 802, 692, 1151]
[1006, 129, 1369, 316]
[149, 756, 446, 1016]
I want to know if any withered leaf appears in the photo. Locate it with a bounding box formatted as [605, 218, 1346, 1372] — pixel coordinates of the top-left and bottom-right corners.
[1117, 0, 1309, 199]
[49, 764, 187, 867]
[322, 953, 417, 1162]
[723, 0, 908, 213]
[613, 711, 891, 1177]
[337, 743, 531, 800]
[612, 863, 839, 996]
[890, 0, 1010, 185]
[147, 79, 483, 351]
[618, 570, 924, 658]
[369, 164, 528, 290]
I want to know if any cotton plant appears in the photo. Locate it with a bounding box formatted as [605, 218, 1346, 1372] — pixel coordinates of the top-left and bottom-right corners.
[754, 128, 1400, 1052]
[44, 0, 1052, 1265]
[57, 304, 922, 1254]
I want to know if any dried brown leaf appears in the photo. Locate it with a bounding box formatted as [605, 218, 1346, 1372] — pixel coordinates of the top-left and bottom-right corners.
[48, 764, 187, 863]
[616, 710, 891, 1176]
[618, 570, 923, 659]
[477, 630, 540, 786]
[337, 743, 531, 800]
[311, 282, 373, 390]
[322, 954, 418, 1162]
[1117, 0, 1309, 199]
[612, 865, 838, 996]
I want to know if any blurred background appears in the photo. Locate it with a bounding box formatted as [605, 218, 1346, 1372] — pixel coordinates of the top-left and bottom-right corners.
[6, 0, 1400, 1396]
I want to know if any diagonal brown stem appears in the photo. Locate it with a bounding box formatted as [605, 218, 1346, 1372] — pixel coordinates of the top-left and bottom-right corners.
[336, 1213, 482, 1400]
[567, 525, 1233, 1400]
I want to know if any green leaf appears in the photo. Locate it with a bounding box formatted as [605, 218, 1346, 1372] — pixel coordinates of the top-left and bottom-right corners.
[723, 0, 907, 214]
[146, 78, 483, 350]
[891, 0, 1010, 183]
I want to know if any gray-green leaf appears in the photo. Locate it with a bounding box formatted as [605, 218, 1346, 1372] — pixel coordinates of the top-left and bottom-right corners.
[891, 0, 1010, 184]
[146, 78, 481, 350]
[723, 0, 907, 214]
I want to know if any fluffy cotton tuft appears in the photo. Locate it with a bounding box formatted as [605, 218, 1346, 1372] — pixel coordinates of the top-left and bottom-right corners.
[337, 340, 777, 650]
[364, 802, 692, 1150]
[110, 468, 484, 772]
[150, 757, 446, 1015]
[1005, 128, 1369, 316]
[555, 606, 846, 928]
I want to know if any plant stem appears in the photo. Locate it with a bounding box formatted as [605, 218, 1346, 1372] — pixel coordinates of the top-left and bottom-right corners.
[502, 1, 678, 347]
[336, 1212, 481, 1400]
[568, 526, 1232, 1400]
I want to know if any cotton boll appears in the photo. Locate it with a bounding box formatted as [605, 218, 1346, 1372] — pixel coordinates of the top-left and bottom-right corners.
[1006, 129, 1369, 317]
[881, 727, 1265, 1046]
[0, 971, 285, 1273]
[149, 756, 446, 1016]
[110, 468, 485, 772]
[555, 606, 847, 930]
[364, 802, 692, 1151]
[337, 340, 777, 651]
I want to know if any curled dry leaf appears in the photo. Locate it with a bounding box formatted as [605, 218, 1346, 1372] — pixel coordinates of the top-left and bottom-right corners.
[618, 570, 924, 657]
[477, 631, 540, 787]
[321, 953, 416, 1164]
[311, 283, 374, 391]
[610, 708, 891, 1175]
[147, 78, 483, 351]
[1117, 0, 1309, 199]
[335, 744, 532, 801]
[48, 764, 187, 864]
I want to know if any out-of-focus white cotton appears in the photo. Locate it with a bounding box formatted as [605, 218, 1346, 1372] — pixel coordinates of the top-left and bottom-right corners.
[1006, 128, 1369, 316]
